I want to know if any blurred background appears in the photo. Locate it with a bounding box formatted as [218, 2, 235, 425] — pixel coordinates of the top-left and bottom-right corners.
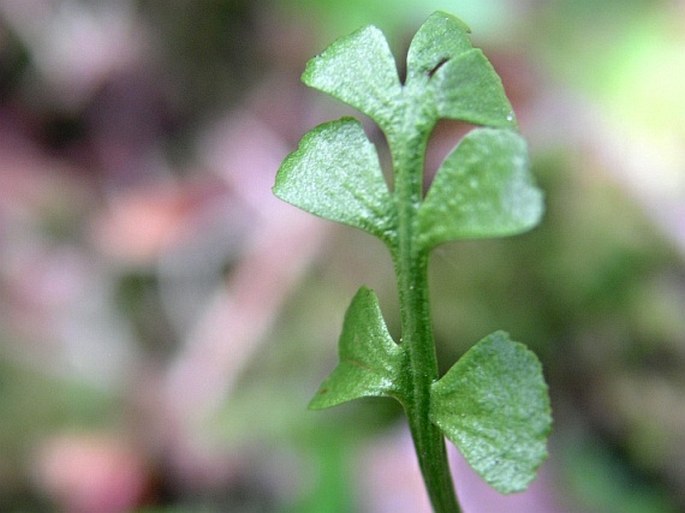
[1, 0, 684, 512]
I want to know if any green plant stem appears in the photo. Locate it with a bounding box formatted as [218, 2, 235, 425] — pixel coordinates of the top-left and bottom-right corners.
[399, 251, 461, 513]
[391, 123, 461, 513]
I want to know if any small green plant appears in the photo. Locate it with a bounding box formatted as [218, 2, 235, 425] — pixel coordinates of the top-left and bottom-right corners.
[274, 11, 552, 513]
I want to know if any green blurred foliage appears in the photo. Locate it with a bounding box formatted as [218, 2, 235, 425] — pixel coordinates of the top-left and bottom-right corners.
[276, 0, 516, 45]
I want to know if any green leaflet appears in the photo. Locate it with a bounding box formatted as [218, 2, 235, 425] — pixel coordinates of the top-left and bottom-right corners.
[406, 12, 473, 82]
[273, 118, 396, 243]
[303, 11, 515, 137]
[302, 25, 402, 131]
[309, 287, 407, 409]
[430, 50, 517, 128]
[405, 12, 517, 129]
[417, 128, 543, 250]
[430, 331, 552, 494]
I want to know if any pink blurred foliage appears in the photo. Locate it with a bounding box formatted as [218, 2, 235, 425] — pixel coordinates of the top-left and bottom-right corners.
[33, 432, 148, 513]
[0, 2, 330, 509]
[162, 108, 326, 420]
[0, 109, 133, 383]
[90, 178, 231, 267]
[0, 0, 149, 110]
